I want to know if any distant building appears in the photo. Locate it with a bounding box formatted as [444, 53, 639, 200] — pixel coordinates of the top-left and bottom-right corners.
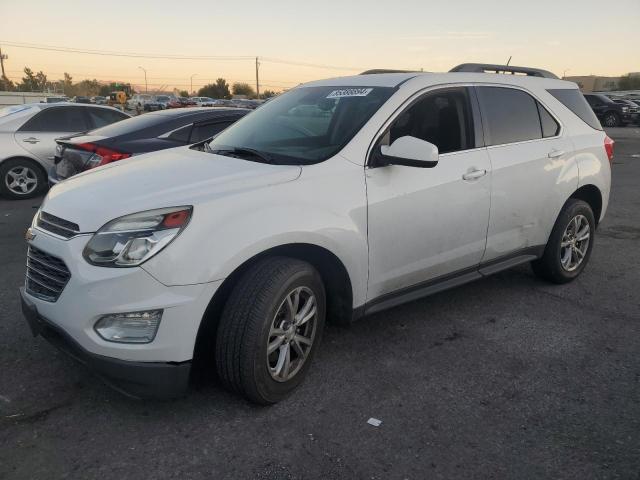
[563, 75, 621, 92]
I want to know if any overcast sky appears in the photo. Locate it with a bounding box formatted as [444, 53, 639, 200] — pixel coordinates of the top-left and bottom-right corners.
[1, 0, 638, 92]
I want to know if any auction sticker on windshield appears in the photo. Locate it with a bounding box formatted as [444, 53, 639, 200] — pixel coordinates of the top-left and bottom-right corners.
[326, 88, 373, 98]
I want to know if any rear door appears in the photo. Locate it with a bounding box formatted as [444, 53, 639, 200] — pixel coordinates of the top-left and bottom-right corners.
[14, 106, 91, 166]
[476, 85, 576, 262]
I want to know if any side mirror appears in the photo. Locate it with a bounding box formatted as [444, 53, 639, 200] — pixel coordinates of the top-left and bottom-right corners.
[373, 136, 439, 168]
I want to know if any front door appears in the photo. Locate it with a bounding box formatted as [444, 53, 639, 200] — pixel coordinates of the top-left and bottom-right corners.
[366, 87, 491, 301]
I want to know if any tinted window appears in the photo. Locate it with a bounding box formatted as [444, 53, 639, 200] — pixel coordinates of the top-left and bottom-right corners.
[20, 107, 89, 132]
[386, 87, 474, 154]
[537, 102, 560, 138]
[167, 124, 192, 142]
[548, 89, 602, 130]
[190, 122, 232, 143]
[88, 108, 128, 128]
[477, 87, 541, 145]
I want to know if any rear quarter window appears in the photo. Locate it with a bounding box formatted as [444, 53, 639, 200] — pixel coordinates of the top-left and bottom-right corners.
[548, 89, 602, 130]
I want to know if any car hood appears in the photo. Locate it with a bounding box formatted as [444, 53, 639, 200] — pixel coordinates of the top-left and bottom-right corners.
[42, 147, 302, 232]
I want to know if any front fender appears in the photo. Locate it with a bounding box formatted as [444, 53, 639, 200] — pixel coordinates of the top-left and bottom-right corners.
[141, 157, 369, 307]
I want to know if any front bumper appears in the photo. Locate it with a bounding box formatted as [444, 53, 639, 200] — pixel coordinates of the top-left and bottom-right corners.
[21, 288, 191, 399]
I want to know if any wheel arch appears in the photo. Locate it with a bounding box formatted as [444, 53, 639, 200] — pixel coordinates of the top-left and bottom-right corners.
[191, 243, 354, 376]
[570, 184, 602, 226]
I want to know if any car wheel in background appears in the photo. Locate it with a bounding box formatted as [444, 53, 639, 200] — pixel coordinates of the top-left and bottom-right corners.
[215, 257, 326, 404]
[603, 112, 620, 127]
[0, 158, 46, 200]
[532, 199, 595, 284]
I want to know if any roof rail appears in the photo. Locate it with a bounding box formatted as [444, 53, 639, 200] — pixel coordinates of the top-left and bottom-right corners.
[449, 63, 559, 79]
[360, 69, 417, 75]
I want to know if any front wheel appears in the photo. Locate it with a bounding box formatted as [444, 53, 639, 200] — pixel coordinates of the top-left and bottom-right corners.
[532, 199, 595, 284]
[603, 112, 620, 127]
[215, 257, 326, 404]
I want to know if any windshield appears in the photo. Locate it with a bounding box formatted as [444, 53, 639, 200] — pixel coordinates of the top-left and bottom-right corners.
[207, 85, 393, 164]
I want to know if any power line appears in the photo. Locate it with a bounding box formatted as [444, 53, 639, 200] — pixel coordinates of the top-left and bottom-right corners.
[0, 40, 368, 71]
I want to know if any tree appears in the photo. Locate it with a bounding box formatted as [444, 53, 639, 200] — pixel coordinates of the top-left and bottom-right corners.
[63, 72, 73, 94]
[197, 78, 231, 99]
[0, 75, 15, 91]
[261, 90, 277, 99]
[617, 74, 640, 91]
[232, 82, 255, 98]
[179, 90, 189, 97]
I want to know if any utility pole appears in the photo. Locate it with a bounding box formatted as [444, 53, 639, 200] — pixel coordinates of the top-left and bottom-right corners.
[138, 66, 148, 93]
[0, 46, 7, 78]
[255, 56, 260, 98]
[190, 73, 197, 95]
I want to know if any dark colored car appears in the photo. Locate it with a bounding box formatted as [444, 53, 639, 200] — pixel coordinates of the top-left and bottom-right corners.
[177, 97, 197, 107]
[583, 93, 634, 127]
[607, 97, 640, 125]
[72, 96, 91, 104]
[49, 108, 248, 185]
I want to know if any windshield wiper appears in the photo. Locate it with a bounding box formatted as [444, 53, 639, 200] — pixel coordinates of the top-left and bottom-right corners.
[210, 147, 274, 164]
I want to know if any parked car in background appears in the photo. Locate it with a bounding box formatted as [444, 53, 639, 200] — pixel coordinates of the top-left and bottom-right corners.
[606, 97, 640, 125]
[20, 65, 612, 403]
[155, 95, 174, 110]
[0, 103, 129, 199]
[50, 107, 247, 184]
[191, 97, 215, 107]
[127, 94, 162, 112]
[91, 96, 107, 105]
[212, 99, 234, 107]
[583, 93, 633, 127]
[72, 96, 91, 104]
[44, 96, 69, 104]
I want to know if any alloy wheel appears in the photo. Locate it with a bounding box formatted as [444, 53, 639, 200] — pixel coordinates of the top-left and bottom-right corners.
[5, 166, 38, 195]
[267, 286, 318, 382]
[560, 214, 590, 272]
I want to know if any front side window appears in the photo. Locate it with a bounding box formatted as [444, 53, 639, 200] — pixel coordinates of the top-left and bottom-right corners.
[207, 85, 394, 164]
[20, 107, 89, 132]
[383, 87, 474, 154]
[477, 87, 542, 146]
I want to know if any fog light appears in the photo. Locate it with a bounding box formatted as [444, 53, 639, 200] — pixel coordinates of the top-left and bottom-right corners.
[94, 310, 163, 343]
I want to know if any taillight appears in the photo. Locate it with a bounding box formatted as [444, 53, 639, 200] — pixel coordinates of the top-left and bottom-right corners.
[75, 142, 131, 169]
[604, 136, 615, 164]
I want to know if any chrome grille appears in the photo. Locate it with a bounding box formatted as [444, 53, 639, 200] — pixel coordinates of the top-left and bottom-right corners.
[37, 211, 80, 239]
[25, 246, 71, 302]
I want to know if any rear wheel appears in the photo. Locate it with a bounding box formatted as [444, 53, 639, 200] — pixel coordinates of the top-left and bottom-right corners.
[603, 112, 620, 127]
[532, 199, 595, 284]
[215, 257, 326, 404]
[0, 158, 46, 199]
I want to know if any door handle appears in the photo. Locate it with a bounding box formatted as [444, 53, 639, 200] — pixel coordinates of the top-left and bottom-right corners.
[462, 169, 487, 181]
[22, 137, 40, 144]
[548, 149, 565, 158]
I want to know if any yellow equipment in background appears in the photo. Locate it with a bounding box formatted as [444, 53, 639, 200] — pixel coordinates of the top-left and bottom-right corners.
[107, 91, 127, 111]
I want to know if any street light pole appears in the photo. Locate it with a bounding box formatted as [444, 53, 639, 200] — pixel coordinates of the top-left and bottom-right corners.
[138, 66, 147, 93]
[190, 74, 197, 95]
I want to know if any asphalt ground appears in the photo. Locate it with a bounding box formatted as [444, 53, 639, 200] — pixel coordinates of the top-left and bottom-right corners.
[0, 128, 639, 479]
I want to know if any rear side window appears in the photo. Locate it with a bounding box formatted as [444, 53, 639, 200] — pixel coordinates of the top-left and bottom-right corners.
[547, 89, 602, 130]
[537, 103, 560, 138]
[20, 107, 90, 132]
[88, 108, 128, 128]
[166, 124, 192, 142]
[476, 87, 541, 146]
[190, 121, 233, 143]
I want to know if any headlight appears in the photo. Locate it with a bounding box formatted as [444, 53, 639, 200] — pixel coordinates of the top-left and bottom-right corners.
[622, 106, 629, 113]
[83, 206, 192, 267]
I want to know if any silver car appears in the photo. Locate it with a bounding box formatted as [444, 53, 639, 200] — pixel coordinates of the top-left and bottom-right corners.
[0, 103, 129, 199]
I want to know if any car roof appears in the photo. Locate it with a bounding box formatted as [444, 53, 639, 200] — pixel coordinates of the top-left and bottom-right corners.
[302, 71, 574, 90]
[143, 107, 247, 118]
[30, 103, 128, 112]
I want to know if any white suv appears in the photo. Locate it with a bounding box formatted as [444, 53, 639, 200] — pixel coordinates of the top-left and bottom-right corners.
[20, 64, 612, 403]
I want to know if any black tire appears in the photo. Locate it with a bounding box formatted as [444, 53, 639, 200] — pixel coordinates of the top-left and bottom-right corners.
[603, 111, 620, 128]
[532, 199, 596, 284]
[0, 158, 46, 200]
[215, 257, 326, 404]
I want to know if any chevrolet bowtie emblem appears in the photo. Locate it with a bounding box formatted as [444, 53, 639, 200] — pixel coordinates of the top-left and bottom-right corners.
[25, 228, 36, 241]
